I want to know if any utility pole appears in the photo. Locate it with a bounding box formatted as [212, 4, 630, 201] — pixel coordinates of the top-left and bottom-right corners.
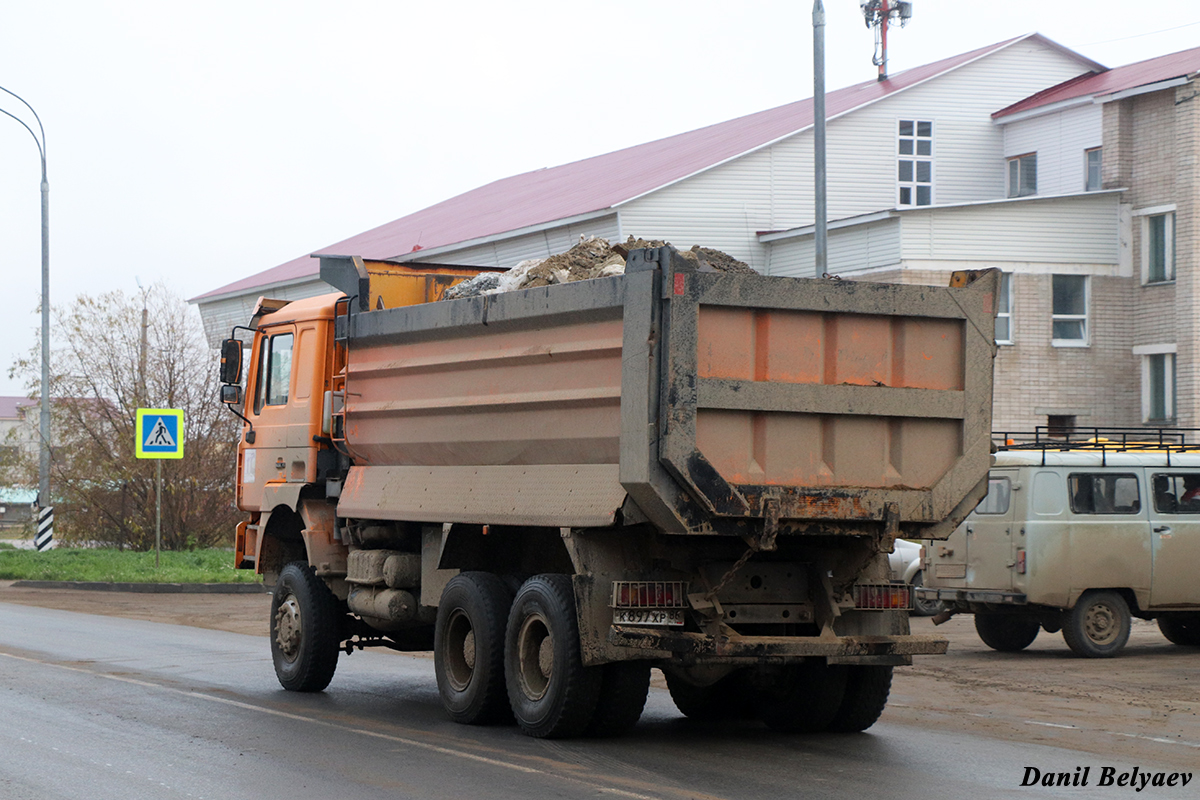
[0, 87, 51, 535]
[813, 0, 827, 278]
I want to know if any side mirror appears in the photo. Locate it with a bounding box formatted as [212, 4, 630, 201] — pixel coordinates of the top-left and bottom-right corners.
[220, 384, 242, 405]
[219, 338, 243, 384]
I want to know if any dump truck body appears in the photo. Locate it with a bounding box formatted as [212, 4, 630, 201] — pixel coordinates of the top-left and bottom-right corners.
[221, 246, 998, 737]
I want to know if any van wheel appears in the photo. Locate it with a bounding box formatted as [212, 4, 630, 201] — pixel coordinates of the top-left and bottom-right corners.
[505, 574, 601, 738]
[910, 572, 945, 617]
[1158, 614, 1200, 646]
[270, 562, 342, 692]
[664, 670, 756, 721]
[974, 614, 1040, 652]
[586, 661, 651, 737]
[758, 661, 848, 733]
[828, 665, 893, 732]
[1062, 590, 1131, 658]
[434, 572, 514, 725]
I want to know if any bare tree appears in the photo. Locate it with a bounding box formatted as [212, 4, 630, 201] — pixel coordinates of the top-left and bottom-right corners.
[8, 285, 240, 549]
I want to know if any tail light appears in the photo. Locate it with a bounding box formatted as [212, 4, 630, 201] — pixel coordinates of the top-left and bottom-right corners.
[853, 584, 912, 610]
[1016, 549, 1026, 574]
[611, 581, 688, 609]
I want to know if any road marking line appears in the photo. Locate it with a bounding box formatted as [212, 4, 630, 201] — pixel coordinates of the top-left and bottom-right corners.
[1023, 721, 1079, 729]
[0, 650, 709, 800]
[1112, 732, 1200, 749]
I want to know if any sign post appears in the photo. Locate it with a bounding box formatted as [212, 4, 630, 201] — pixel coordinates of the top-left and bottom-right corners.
[135, 408, 184, 569]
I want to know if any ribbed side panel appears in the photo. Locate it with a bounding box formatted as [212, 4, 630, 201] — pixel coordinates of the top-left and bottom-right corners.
[768, 218, 902, 279]
[1002, 104, 1102, 196]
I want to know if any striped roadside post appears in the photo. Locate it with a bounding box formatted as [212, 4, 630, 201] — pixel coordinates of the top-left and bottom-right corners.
[35, 505, 54, 551]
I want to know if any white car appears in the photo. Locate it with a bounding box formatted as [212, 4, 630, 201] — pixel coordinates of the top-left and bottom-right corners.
[889, 539, 943, 616]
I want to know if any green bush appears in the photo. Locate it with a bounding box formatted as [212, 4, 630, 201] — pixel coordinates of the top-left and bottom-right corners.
[0, 548, 259, 583]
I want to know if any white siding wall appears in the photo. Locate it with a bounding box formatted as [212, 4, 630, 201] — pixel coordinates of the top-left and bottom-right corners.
[1002, 104, 1102, 195]
[418, 215, 620, 268]
[769, 218, 902, 279]
[898, 193, 1121, 263]
[620, 38, 1094, 276]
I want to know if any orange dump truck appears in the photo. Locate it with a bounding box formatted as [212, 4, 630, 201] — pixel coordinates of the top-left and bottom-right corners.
[217, 246, 999, 738]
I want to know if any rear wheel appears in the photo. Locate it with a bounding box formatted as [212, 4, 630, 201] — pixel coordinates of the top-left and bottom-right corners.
[270, 562, 342, 692]
[1062, 590, 1131, 658]
[586, 661, 651, 737]
[434, 572, 514, 725]
[975, 613, 1040, 652]
[665, 670, 756, 721]
[504, 574, 601, 739]
[1157, 614, 1200, 646]
[758, 661, 848, 733]
[828, 666, 893, 732]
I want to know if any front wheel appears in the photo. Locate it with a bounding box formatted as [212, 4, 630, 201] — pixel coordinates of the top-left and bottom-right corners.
[1157, 614, 1200, 646]
[504, 574, 601, 739]
[975, 614, 1041, 652]
[270, 562, 342, 692]
[1062, 590, 1131, 658]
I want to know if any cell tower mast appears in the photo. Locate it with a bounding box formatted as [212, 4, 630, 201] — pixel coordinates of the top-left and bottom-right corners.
[861, 0, 913, 81]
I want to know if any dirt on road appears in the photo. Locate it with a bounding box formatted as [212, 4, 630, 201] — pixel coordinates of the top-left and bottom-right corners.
[2, 581, 1196, 767]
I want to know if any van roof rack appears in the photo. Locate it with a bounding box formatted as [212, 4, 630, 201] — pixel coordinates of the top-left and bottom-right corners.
[993, 427, 1200, 465]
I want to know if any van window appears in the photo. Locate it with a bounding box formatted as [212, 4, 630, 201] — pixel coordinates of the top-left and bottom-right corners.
[1032, 471, 1064, 516]
[1151, 474, 1200, 514]
[1068, 473, 1141, 515]
[975, 477, 1011, 514]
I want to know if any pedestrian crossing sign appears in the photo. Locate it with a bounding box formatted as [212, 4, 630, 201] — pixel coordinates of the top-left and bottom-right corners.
[136, 408, 185, 459]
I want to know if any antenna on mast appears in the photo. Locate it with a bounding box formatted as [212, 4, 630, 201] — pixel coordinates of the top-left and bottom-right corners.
[860, 0, 913, 82]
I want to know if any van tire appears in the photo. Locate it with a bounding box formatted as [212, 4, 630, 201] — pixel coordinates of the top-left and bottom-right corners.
[910, 572, 945, 617]
[1158, 614, 1200, 646]
[1062, 590, 1131, 658]
[434, 572, 514, 725]
[974, 614, 1040, 652]
[504, 574, 601, 738]
[828, 665, 893, 732]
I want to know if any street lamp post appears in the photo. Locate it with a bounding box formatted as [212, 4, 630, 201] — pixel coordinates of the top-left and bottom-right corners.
[1, 87, 51, 527]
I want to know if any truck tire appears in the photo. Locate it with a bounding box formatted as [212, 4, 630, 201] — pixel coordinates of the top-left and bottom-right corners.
[827, 666, 893, 732]
[665, 670, 756, 721]
[758, 661, 848, 733]
[974, 614, 1041, 652]
[270, 562, 342, 692]
[1062, 590, 1131, 658]
[910, 572, 945, 617]
[586, 661, 651, 737]
[1157, 614, 1200, 646]
[434, 572, 514, 725]
[504, 574, 601, 739]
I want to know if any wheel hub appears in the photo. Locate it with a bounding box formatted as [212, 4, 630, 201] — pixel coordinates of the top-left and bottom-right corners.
[1084, 602, 1118, 645]
[444, 609, 477, 692]
[275, 595, 302, 661]
[516, 613, 553, 701]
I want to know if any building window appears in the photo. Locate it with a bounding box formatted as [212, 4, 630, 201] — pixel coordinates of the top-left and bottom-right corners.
[1051, 275, 1087, 346]
[1047, 415, 1076, 439]
[1085, 148, 1102, 191]
[1007, 153, 1037, 198]
[1141, 350, 1176, 423]
[995, 272, 1013, 344]
[897, 119, 933, 206]
[1145, 212, 1175, 283]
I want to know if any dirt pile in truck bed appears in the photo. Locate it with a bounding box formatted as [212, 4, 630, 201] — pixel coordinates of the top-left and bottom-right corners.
[442, 236, 753, 299]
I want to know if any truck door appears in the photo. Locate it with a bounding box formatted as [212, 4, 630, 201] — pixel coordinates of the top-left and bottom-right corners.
[964, 470, 1018, 591]
[1146, 470, 1200, 608]
[240, 326, 296, 512]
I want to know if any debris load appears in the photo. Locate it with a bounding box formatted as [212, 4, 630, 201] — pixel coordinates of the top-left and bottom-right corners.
[442, 236, 753, 300]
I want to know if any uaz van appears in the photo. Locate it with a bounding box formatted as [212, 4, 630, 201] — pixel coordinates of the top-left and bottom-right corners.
[919, 438, 1200, 657]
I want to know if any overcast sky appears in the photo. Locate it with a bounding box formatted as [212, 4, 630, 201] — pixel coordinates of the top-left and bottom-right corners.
[2, 1, 1197, 396]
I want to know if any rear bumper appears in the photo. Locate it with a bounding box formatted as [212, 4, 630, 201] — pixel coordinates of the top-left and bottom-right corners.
[917, 587, 1028, 606]
[608, 625, 947, 664]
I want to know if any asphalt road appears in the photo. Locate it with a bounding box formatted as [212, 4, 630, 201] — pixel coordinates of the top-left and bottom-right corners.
[0, 602, 1193, 800]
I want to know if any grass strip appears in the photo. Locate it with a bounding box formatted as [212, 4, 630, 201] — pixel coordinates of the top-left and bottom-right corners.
[0, 548, 260, 584]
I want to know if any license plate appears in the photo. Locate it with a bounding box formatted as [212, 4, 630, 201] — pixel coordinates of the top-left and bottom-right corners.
[613, 608, 685, 627]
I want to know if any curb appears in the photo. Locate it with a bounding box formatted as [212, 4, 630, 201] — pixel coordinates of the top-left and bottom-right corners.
[9, 580, 269, 594]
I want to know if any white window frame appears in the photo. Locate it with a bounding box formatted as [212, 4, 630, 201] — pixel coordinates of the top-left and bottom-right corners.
[1135, 204, 1176, 284]
[1085, 147, 1102, 192]
[896, 119, 934, 207]
[1008, 153, 1037, 198]
[1134, 344, 1177, 423]
[1051, 274, 1088, 348]
[995, 271, 1013, 345]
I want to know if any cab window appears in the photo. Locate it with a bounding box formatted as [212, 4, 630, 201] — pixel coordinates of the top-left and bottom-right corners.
[1151, 474, 1200, 514]
[1068, 473, 1140, 515]
[975, 477, 1011, 515]
[252, 332, 293, 414]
